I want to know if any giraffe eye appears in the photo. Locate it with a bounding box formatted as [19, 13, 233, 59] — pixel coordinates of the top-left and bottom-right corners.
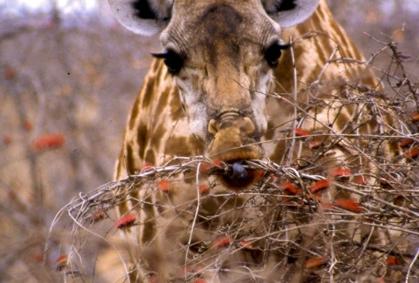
[152, 49, 184, 74]
[264, 41, 290, 68]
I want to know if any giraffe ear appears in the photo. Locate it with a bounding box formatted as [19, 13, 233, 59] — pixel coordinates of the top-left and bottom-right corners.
[262, 0, 320, 27]
[108, 0, 173, 36]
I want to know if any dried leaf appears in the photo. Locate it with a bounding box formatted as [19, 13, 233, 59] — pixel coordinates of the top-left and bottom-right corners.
[56, 255, 68, 271]
[353, 175, 367, 185]
[295, 128, 310, 137]
[334, 198, 363, 213]
[330, 167, 352, 179]
[280, 181, 301, 195]
[308, 138, 323, 149]
[141, 163, 154, 172]
[304, 256, 327, 268]
[3, 135, 12, 145]
[158, 179, 170, 192]
[411, 112, 419, 123]
[399, 138, 414, 148]
[199, 183, 209, 194]
[404, 146, 419, 159]
[115, 214, 136, 229]
[386, 256, 400, 266]
[239, 240, 255, 250]
[309, 179, 330, 193]
[23, 120, 33, 131]
[254, 169, 265, 181]
[211, 235, 231, 249]
[32, 133, 65, 151]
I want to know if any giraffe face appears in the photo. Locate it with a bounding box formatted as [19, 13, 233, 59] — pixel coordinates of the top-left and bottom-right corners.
[109, 0, 320, 161]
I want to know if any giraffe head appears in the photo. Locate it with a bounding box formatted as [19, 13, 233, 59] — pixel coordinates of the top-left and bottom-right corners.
[109, 0, 320, 162]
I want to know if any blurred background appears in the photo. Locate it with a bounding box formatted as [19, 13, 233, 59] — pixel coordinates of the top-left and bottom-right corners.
[0, 0, 418, 282]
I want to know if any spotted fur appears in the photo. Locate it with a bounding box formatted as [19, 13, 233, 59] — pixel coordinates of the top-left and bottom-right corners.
[108, 0, 411, 282]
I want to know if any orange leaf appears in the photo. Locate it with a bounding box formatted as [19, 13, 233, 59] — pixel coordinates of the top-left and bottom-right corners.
[334, 198, 363, 213]
[141, 163, 154, 172]
[399, 138, 414, 148]
[295, 128, 310, 137]
[158, 179, 170, 192]
[32, 133, 65, 151]
[239, 240, 255, 250]
[304, 256, 327, 268]
[212, 159, 223, 168]
[23, 120, 33, 131]
[199, 162, 214, 174]
[254, 169, 265, 181]
[56, 255, 68, 271]
[199, 184, 209, 194]
[211, 235, 231, 249]
[330, 167, 352, 178]
[90, 209, 106, 223]
[319, 201, 333, 210]
[309, 179, 330, 193]
[32, 253, 44, 263]
[411, 112, 419, 123]
[308, 139, 323, 149]
[3, 65, 17, 80]
[115, 213, 136, 229]
[404, 146, 419, 159]
[3, 135, 12, 145]
[353, 175, 367, 185]
[386, 256, 400, 266]
[148, 275, 159, 283]
[280, 181, 301, 195]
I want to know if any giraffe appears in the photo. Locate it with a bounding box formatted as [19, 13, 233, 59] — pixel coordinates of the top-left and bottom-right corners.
[105, 0, 415, 282]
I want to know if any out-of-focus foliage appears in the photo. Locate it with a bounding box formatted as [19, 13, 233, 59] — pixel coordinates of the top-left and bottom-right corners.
[0, 0, 417, 282]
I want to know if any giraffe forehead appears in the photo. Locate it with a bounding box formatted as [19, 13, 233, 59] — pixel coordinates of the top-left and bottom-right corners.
[165, 1, 275, 52]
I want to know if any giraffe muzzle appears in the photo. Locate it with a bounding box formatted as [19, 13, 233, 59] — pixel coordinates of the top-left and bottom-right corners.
[207, 112, 263, 162]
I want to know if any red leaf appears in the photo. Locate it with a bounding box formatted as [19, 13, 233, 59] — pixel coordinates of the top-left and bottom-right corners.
[115, 213, 136, 229]
[404, 146, 419, 159]
[304, 256, 327, 268]
[199, 184, 209, 194]
[239, 240, 255, 250]
[309, 179, 330, 193]
[386, 256, 400, 266]
[3, 65, 17, 80]
[32, 133, 65, 151]
[399, 138, 414, 148]
[141, 163, 154, 172]
[295, 128, 310, 137]
[330, 167, 352, 178]
[353, 175, 367, 185]
[90, 209, 106, 223]
[211, 235, 231, 249]
[212, 159, 223, 168]
[411, 112, 419, 123]
[23, 120, 33, 131]
[308, 139, 323, 149]
[158, 179, 170, 192]
[56, 255, 68, 271]
[334, 198, 363, 213]
[193, 279, 207, 283]
[280, 181, 301, 195]
[199, 162, 213, 174]
[32, 253, 44, 263]
[254, 169, 265, 181]
[3, 135, 12, 145]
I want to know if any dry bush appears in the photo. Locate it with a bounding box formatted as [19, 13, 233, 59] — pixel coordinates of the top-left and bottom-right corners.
[0, 1, 418, 282]
[49, 40, 418, 282]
